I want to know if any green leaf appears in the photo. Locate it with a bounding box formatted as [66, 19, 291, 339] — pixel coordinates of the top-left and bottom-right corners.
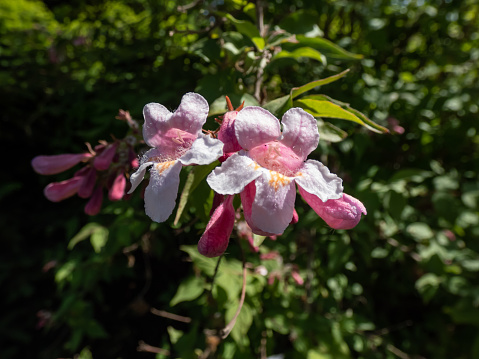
[225, 14, 265, 50]
[271, 47, 326, 64]
[295, 95, 388, 133]
[167, 326, 183, 344]
[90, 226, 109, 253]
[174, 162, 219, 226]
[294, 35, 363, 60]
[415, 273, 441, 302]
[296, 99, 368, 125]
[262, 94, 292, 117]
[180, 245, 219, 276]
[291, 69, 350, 99]
[317, 119, 348, 142]
[170, 276, 205, 306]
[278, 9, 323, 37]
[407, 222, 434, 241]
[253, 234, 266, 247]
[209, 93, 259, 117]
[227, 302, 254, 344]
[68, 223, 107, 250]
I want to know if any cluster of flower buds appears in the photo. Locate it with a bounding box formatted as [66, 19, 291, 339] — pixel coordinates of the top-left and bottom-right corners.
[126, 92, 367, 257]
[32, 110, 140, 215]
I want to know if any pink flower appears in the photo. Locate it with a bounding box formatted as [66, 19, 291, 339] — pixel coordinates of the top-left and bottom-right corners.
[84, 186, 103, 216]
[197, 195, 235, 257]
[32, 153, 92, 175]
[128, 93, 224, 222]
[109, 173, 126, 201]
[299, 192, 367, 229]
[93, 142, 118, 170]
[207, 106, 344, 235]
[43, 176, 83, 202]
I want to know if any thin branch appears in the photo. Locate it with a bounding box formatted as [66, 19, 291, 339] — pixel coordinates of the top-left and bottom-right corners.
[386, 344, 426, 359]
[177, 0, 203, 12]
[255, 0, 265, 37]
[137, 341, 170, 355]
[150, 308, 192, 323]
[260, 331, 267, 359]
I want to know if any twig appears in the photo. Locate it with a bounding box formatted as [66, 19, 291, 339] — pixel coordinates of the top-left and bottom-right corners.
[150, 308, 192, 323]
[260, 331, 267, 359]
[177, 0, 203, 12]
[137, 341, 170, 355]
[386, 344, 426, 359]
[253, 0, 267, 103]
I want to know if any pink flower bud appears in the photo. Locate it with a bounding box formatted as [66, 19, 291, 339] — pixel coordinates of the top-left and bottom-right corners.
[128, 148, 139, 169]
[108, 173, 126, 201]
[84, 186, 103, 216]
[43, 177, 83, 202]
[217, 111, 242, 161]
[93, 143, 118, 170]
[32, 153, 92, 175]
[78, 167, 97, 198]
[198, 195, 235, 257]
[290, 209, 299, 224]
[301, 191, 367, 230]
[291, 271, 304, 286]
[317, 194, 367, 230]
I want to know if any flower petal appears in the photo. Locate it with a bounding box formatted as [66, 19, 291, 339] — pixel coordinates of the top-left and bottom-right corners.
[78, 167, 97, 198]
[84, 186, 104, 216]
[207, 151, 262, 195]
[294, 160, 343, 202]
[128, 148, 161, 194]
[144, 160, 182, 222]
[44, 177, 82, 202]
[142, 102, 172, 148]
[32, 153, 92, 175]
[93, 142, 118, 170]
[240, 182, 276, 236]
[280, 108, 319, 160]
[298, 191, 366, 229]
[250, 172, 297, 234]
[179, 133, 224, 166]
[197, 195, 235, 257]
[234, 107, 281, 150]
[109, 173, 126, 201]
[169, 92, 209, 134]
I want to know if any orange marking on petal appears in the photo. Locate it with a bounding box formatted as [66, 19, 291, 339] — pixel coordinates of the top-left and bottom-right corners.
[248, 162, 261, 170]
[268, 171, 291, 192]
[155, 160, 175, 174]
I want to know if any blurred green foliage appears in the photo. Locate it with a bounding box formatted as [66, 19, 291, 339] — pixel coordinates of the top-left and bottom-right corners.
[2, 0, 479, 358]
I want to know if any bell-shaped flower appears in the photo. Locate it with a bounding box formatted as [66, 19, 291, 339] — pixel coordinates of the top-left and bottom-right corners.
[207, 106, 344, 235]
[32, 153, 92, 175]
[128, 93, 224, 222]
[300, 192, 367, 229]
[197, 195, 235, 257]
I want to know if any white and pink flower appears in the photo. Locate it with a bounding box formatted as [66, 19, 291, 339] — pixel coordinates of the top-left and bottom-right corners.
[207, 106, 346, 236]
[128, 92, 224, 223]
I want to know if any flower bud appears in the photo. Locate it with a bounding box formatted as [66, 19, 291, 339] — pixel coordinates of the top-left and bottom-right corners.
[84, 186, 103, 215]
[108, 173, 126, 201]
[43, 177, 83, 202]
[32, 153, 92, 175]
[93, 143, 118, 170]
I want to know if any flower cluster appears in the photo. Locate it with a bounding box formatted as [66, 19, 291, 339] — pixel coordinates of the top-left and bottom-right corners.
[32, 111, 139, 215]
[126, 93, 367, 257]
